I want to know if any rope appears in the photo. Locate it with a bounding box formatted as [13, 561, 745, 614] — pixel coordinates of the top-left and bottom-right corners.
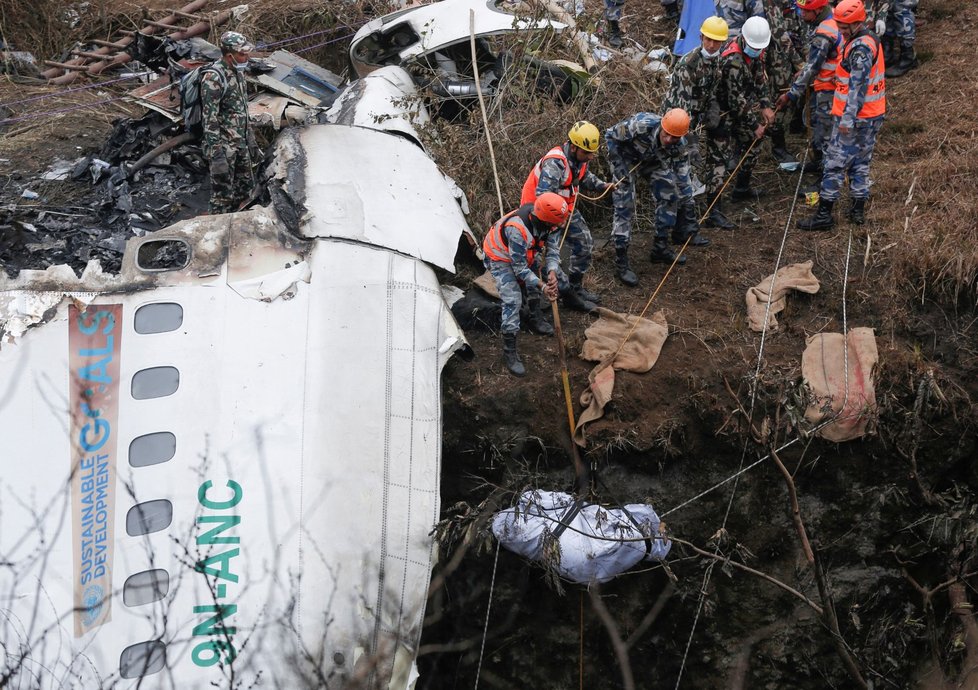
[0, 96, 130, 126]
[292, 32, 357, 55]
[674, 137, 807, 689]
[473, 539, 500, 689]
[257, 25, 353, 49]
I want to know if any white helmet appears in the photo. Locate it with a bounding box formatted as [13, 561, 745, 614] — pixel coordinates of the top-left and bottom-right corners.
[742, 16, 771, 50]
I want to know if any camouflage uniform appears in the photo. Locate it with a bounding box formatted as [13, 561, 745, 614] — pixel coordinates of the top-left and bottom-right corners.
[820, 37, 884, 202]
[483, 211, 561, 334]
[604, 113, 694, 248]
[874, 0, 918, 45]
[714, 0, 764, 37]
[201, 57, 254, 214]
[532, 144, 608, 280]
[786, 6, 842, 158]
[763, 0, 803, 136]
[664, 46, 723, 172]
[704, 39, 771, 199]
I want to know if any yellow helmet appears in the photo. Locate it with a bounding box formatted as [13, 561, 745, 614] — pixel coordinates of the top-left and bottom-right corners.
[700, 16, 729, 42]
[568, 121, 600, 152]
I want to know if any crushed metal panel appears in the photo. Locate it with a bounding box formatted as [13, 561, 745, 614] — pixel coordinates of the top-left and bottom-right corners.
[249, 93, 291, 129]
[292, 125, 469, 272]
[350, 0, 567, 77]
[325, 65, 429, 146]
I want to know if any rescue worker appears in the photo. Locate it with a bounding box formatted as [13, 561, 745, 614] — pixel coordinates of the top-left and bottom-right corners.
[664, 16, 735, 230]
[605, 0, 681, 48]
[797, 0, 886, 230]
[201, 31, 255, 215]
[605, 109, 704, 287]
[482, 192, 571, 377]
[705, 16, 776, 215]
[877, 0, 919, 77]
[520, 122, 612, 310]
[775, 0, 843, 174]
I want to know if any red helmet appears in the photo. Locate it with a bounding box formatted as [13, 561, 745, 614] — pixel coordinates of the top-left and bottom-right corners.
[533, 192, 570, 227]
[796, 0, 828, 10]
[834, 0, 867, 24]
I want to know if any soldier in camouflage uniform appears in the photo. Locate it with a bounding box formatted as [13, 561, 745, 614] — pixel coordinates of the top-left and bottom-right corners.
[604, 109, 704, 287]
[202, 31, 255, 215]
[605, 0, 681, 48]
[776, 0, 844, 173]
[872, 0, 919, 77]
[482, 193, 569, 376]
[664, 15, 733, 229]
[705, 16, 776, 222]
[798, 0, 886, 230]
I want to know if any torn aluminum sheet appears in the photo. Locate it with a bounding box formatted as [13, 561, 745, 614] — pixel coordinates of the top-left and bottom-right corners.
[326, 65, 429, 146]
[1, 55, 469, 688]
[350, 0, 567, 77]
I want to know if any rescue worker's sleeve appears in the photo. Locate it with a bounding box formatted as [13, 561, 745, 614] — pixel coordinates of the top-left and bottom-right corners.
[788, 35, 833, 100]
[200, 70, 225, 159]
[534, 157, 567, 197]
[543, 230, 562, 276]
[725, 60, 761, 131]
[664, 59, 693, 113]
[504, 224, 543, 289]
[675, 152, 694, 201]
[841, 44, 874, 129]
[580, 168, 608, 194]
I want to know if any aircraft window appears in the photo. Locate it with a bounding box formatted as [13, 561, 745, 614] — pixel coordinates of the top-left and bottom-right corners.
[134, 303, 183, 334]
[129, 432, 176, 467]
[131, 366, 179, 400]
[119, 640, 166, 678]
[123, 569, 170, 606]
[136, 239, 190, 272]
[126, 499, 173, 536]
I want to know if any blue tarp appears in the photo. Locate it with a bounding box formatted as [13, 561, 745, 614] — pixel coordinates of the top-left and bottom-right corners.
[673, 0, 717, 55]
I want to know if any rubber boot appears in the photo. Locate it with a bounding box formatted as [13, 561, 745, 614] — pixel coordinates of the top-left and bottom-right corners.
[703, 199, 735, 230]
[730, 169, 759, 201]
[614, 246, 638, 287]
[570, 273, 601, 305]
[649, 238, 687, 265]
[560, 285, 598, 313]
[607, 20, 623, 48]
[502, 333, 525, 377]
[796, 198, 835, 231]
[769, 127, 796, 165]
[886, 43, 919, 78]
[527, 297, 554, 335]
[848, 197, 866, 225]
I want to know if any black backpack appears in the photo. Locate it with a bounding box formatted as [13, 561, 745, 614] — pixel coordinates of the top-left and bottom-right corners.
[174, 62, 227, 137]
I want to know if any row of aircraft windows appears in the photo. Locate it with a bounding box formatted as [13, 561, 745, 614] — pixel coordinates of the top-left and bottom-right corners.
[120, 302, 182, 680]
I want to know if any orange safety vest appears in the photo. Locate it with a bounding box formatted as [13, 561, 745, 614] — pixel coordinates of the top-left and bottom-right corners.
[520, 145, 588, 215]
[483, 204, 545, 266]
[813, 17, 842, 92]
[832, 33, 886, 118]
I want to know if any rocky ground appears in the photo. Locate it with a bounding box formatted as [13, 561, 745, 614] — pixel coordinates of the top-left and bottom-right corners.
[2, 1, 977, 688]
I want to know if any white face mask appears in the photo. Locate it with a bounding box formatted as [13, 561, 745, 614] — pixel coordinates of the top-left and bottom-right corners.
[701, 47, 720, 59]
[234, 60, 248, 72]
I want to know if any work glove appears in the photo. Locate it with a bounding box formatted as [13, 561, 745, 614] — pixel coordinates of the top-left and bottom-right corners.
[210, 151, 230, 178]
[875, 19, 886, 35]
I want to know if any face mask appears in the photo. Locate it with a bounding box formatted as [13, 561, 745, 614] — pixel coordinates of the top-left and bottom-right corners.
[743, 45, 763, 59]
[234, 60, 248, 72]
[701, 47, 720, 59]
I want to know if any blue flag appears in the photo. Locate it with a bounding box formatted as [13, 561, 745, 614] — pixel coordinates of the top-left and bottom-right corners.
[673, 0, 717, 55]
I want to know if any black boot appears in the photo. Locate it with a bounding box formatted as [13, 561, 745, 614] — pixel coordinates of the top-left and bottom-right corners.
[796, 199, 835, 231]
[607, 20, 623, 48]
[570, 273, 601, 304]
[886, 43, 918, 78]
[881, 36, 896, 67]
[730, 169, 759, 201]
[672, 205, 709, 246]
[614, 246, 638, 287]
[527, 297, 554, 335]
[502, 333, 525, 377]
[848, 197, 866, 225]
[703, 199, 735, 230]
[649, 238, 687, 265]
[769, 128, 797, 165]
[802, 151, 823, 175]
[560, 285, 597, 312]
